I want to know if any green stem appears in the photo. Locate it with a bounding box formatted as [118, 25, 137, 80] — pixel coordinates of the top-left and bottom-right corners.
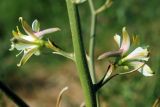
[95, 0, 112, 14]
[88, 1, 100, 107]
[94, 74, 119, 92]
[65, 0, 97, 107]
[88, 0, 97, 85]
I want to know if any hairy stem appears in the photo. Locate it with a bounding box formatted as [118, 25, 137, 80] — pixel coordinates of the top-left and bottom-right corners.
[65, 0, 97, 107]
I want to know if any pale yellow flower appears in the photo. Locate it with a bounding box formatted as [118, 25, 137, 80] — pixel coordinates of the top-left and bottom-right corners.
[114, 27, 154, 76]
[10, 17, 60, 66]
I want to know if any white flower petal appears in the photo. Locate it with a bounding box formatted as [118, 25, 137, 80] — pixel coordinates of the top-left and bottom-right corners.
[129, 62, 154, 76]
[122, 47, 149, 62]
[15, 43, 37, 50]
[74, 0, 87, 4]
[15, 44, 31, 50]
[35, 28, 60, 38]
[138, 64, 154, 76]
[21, 35, 35, 42]
[114, 34, 121, 48]
[129, 61, 144, 69]
[120, 27, 130, 55]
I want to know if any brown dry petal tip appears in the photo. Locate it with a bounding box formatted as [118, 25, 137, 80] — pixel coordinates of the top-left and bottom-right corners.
[56, 86, 69, 107]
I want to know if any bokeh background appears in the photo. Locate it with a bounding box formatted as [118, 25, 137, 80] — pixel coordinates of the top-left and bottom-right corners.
[0, 0, 160, 107]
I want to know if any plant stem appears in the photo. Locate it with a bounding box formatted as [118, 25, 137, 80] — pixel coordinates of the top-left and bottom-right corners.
[88, 0, 97, 84]
[0, 80, 29, 107]
[88, 1, 101, 107]
[94, 74, 119, 92]
[95, 0, 112, 14]
[65, 0, 97, 107]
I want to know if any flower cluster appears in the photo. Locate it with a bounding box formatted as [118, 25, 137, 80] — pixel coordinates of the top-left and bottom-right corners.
[115, 27, 154, 76]
[99, 27, 154, 76]
[10, 17, 60, 66]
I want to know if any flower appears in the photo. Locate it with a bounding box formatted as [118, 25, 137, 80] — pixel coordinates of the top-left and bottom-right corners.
[10, 17, 60, 66]
[114, 27, 154, 76]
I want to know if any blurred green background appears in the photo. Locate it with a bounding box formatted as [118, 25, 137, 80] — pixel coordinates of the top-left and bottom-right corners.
[0, 0, 160, 107]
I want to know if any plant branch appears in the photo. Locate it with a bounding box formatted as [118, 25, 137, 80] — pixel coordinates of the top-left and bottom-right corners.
[87, 1, 101, 107]
[88, 0, 97, 84]
[65, 0, 97, 107]
[94, 72, 119, 92]
[95, 0, 112, 14]
[0, 80, 29, 107]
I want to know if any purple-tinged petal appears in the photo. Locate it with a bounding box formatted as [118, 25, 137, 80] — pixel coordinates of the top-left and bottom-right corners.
[97, 50, 122, 60]
[35, 28, 60, 38]
[120, 27, 130, 55]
